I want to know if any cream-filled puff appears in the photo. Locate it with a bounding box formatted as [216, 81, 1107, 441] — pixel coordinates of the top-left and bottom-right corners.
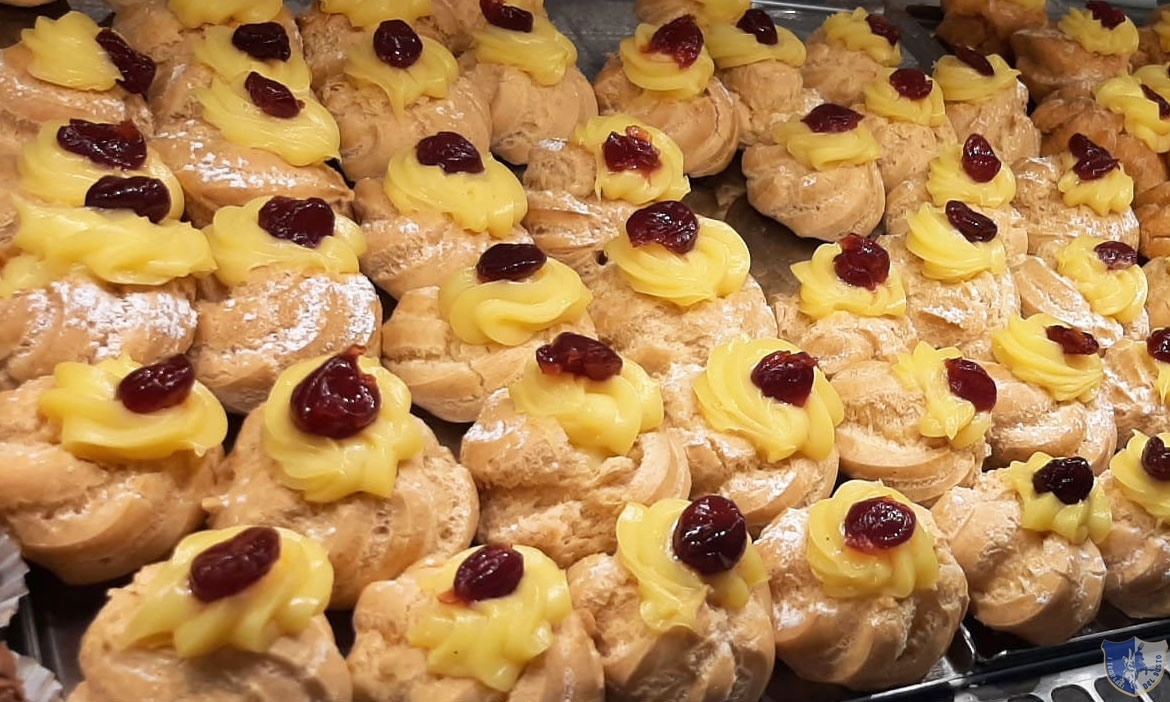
[1133, 5, 1170, 68]
[568, 497, 774, 701]
[1103, 329, 1170, 439]
[935, 0, 1048, 58]
[801, 8, 903, 106]
[0, 356, 226, 584]
[859, 67, 958, 191]
[756, 481, 967, 690]
[932, 453, 1110, 644]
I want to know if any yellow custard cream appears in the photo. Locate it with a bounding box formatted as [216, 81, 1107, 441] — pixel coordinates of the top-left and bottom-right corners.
[806, 481, 939, 599]
[474, 15, 577, 86]
[1135, 64, 1170, 100]
[346, 33, 457, 115]
[775, 119, 881, 171]
[704, 19, 806, 69]
[1156, 15, 1170, 54]
[819, 9, 901, 65]
[1056, 153, 1134, 215]
[37, 356, 227, 463]
[863, 69, 947, 127]
[991, 314, 1104, 402]
[122, 527, 332, 658]
[1057, 7, 1139, 56]
[438, 259, 592, 347]
[407, 545, 569, 692]
[1111, 431, 1170, 522]
[617, 500, 766, 633]
[572, 116, 690, 205]
[1095, 75, 1170, 154]
[893, 342, 993, 448]
[384, 146, 527, 236]
[690, 0, 752, 25]
[20, 12, 120, 92]
[321, 0, 433, 26]
[603, 215, 750, 307]
[925, 144, 1017, 208]
[509, 353, 663, 456]
[619, 22, 715, 99]
[196, 76, 340, 167]
[790, 240, 907, 319]
[1000, 453, 1112, 544]
[905, 203, 1007, 283]
[1142, 340, 1170, 404]
[1054, 236, 1147, 324]
[932, 53, 1020, 104]
[693, 337, 843, 463]
[194, 25, 312, 92]
[263, 355, 422, 503]
[167, 0, 282, 29]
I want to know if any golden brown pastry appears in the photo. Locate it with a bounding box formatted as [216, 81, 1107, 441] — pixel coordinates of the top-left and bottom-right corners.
[859, 68, 958, 192]
[1132, 5, 1170, 68]
[756, 481, 967, 690]
[1134, 181, 1170, 258]
[932, 453, 1110, 645]
[935, 0, 1048, 58]
[801, 8, 903, 106]
[568, 497, 774, 701]
[633, 0, 750, 26]
[0, 356, 226, 584]
[1145, 256, 1170, 328]
[1103, 331, 1170, 439]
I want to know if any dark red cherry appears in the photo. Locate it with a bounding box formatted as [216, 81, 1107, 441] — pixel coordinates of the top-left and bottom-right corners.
[952, 44, 994, 76]
[245, 72, 303, 118]
[961, 134, 1001, 183]
[672, 495, 748, 575]
[84, 175, 171, 223]
[416, 131, 485, 174]
[1086, 0, 1127, 29]
[625, 200, 699, 255]
[802, 103, 864, 134]
[945, 200, 998, 243]
[645, 15, 705, 70]
[1046, 325, 1101, 356]
[1147, 328, 1170, 363]
[1143, 85, 1170, 120]
[843, 497, 917, 553]
[750, 350, 817, 407]
[890, 68, 933, 100]
[1141, 436, 1170, 481]
[865, 14, 901, 46]
[736, 8, 778, 46]
[57, 119, 147, 170]
[944, 357, 997, 412]
[95, 29, 156, 96]
[833, 233, 890, 291]
[231, 22, 291, 62]
[1032, 456, 1094, 505]
[451, 544, 525, 603]
[602, 126, 661, 174]
[1094, 241, 1138, 270]
[258, 196, 335, 249]
[535, 332, 623, 382]
[374, 19, 423, 68]
[116, 355, 196, 414]
[189, 527, 281, 603]
[289, 348, 381, 440]
[1068, 133, 1119, 181]
[475, 243, 547, 282]
[480, 0, 534, 32]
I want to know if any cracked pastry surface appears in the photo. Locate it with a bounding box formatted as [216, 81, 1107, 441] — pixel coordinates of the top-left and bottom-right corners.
[934, 53, 1040, 166]
[1145, 257, 1170, 328]
[1133, 181, 1170, 259]
[1103, 335, 1170, 439]
[862, 106, 957, 194]
[800, 9, 902, 106]
[1011, 17, 1137, 103]
[935, 0, 1048, 58]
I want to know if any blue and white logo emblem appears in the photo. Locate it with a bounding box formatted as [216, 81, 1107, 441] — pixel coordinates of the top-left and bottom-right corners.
[1102, 637, 1168, 696]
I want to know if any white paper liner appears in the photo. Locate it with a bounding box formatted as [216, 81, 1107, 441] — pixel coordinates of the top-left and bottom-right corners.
[14, 651, 64, 702]
[0, 531, 28, 629]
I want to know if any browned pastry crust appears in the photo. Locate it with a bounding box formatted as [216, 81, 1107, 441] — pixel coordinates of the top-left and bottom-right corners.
[567, 551, 774, 702]
[772, 302, 918, 378]
[944, 81, 1041, 167]
[1134, 181, 1170, 259]
[935, 0, 1048, 58]
[884, 180, 1030, 266]
[1102, 338, 1170, 440]
[862, 112, 958, 193]
[1011, 27, 1132, 103]
[1097, 470, 1170, 619]
[800, 35, 890, 106]
[0, 377, 220, 585]
[722, 61, 822, 148]
[1131, 7, 1170, 69]
[1144, 256, 1170, 328]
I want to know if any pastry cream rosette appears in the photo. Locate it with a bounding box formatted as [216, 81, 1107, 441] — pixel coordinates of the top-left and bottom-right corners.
[932, 53, 1021, 104]
[572, 115, 690, 205]
[194, 25, 312, 92]
[262, 356, 423, 503]
[893, 342, 994, 449]
[473, 15, 577, 87]
[321, 0, 432, 27]
[383, 146, 527, 237]
[704, 20, 806, 69]
[1110, 431, 1170, 522]
[1056, 154, 1135, 215]
[618, 22, 716, 99]
[925, 144, 1017, 208]
[616, 499, 767, 633]
[906, 203, 1008, 283]
[166, 0, 282, 29]
[407, 545, 571, 692]
[774, 118, 882, 171]
[1094, 75, 1170, 154]
[791, 240, 907, 319]
[1057, 7, 1139, 56]
[195, 76, 341, 167]
[345, 32, 458, 115]
[1000, 453, 1112, 544]
[19, 12, 121, 92]
[1054, 236, 1148, 324]
[806, 481, 939, 599]
[121, 526, 332, 658]
[864, 69, 947, 127]
[36, 356, 227, 463]
[992, 314, 1105, 402]
[205, 197, 366, 287]
[693, 337, 844, 463]
[1134, 64, 1170, 99]
[819, 9, 902, 65]
[603, 215, 750, 307]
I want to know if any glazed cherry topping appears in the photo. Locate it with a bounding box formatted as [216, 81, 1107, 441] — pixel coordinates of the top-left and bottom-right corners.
[289, 348, 381, 440]
[802, 103, 864, 134]
[751, 350, 818, 407]
[1086, 0, 1127, 29]
[1147, 328, 1170, 363]
[480, 0, 534, 32]
[1068, 133, 1118, 181]
[944, 357, 997, 412]
[374, 19, 423, 68]
[84, 175, 171, 223]
[1046, 325, 1101, 356]
[416, 131, 485, 175]
[1094, 241, 1138, 270]
[1141, 85, 1170, 120]
[1032, 457, 1094, 505]
[232, 22, 292, 62]
[116, 355, 196, 414]
[961, 134, 1001, 183]
[602, 126, 661, 174]
[258, 196, 335, 249]
[451, 544, 525, 603]
[626, 200, 700, 255]
[476, 242, 547, 282]
[945, 200, 998, 243]
[95, 29, 156, 96]
[736, 8, 779, 46]
[672, 495, 748, 575]
[535, 332, 623, 382]
[189, 527, 281, 603]
[645, 15, 705, 70]
[843, 497, 917, 553]
[245, 72, 303, 118]
[890, 68, 933, 100]
[833, 233, 890, 291]
[1141, 436, 1170, 480]
[865, 14, 901, 46]
[952, 44, 994, 76]
[57, 119, 146, 170]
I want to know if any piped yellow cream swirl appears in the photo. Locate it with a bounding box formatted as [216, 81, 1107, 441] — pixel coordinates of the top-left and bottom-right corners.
[905, 203, 1007, 283]
[474, 15, 577, 86]
[774, 118, 882, 171]
[194, 25, 312, 92]
[1111, 431, 1170, 523]
[863, 69, 947, 127]
[618, 22, 715, 99]
[166, 0, 282, 29]
[572, 115, 690, 205]
[688, 0, 752, 25]
[999, 452, 1112, 544]
[704, 19, 806, 69]
[1054, 236, 1147, 324]
[818, 9, 901, 65]
[20, 12, 120, 92]
[1056, 153, 1134, 215]
[1141, 339, 1170, 404]
[925, 144, 1017, 208]
[1135, 64, 1170, 101]
[320, 0, 433, 27]
[790, 240, 907, 319]
[345, 32, 457, 115]
[1095, 75, 1170, 154]
[1057, 7, 1139, 56]
[932, 53, 1020, 104]
[892, 342, 993, 448]
[991, 314, 1104, 402]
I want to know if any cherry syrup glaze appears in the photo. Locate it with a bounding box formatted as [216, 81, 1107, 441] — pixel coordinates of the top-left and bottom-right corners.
[84, 175, 171, 223]
[1046, 325, 1101, 356]
[953, 44, 994, 76]
[645, 15, 704, 70]
[625, 200, 700, 255]
[944, 357, 997, 411]
[289, 348, 381, 440]
[672, 495, 748, 575]
[751, 350, 817, 407]
[961, 134, 1001, 183]
[245, 72, 303, 118]
[189, 527, 281, 603]
[843, 497, 916, 553]
[833, 233, 890, 291]
[1086, 0, 1127, 29]
[231, 22, 292, 62]
[890, 68, 933, 100]
[480, 0, 535, 32]
[1141, 436, 1170, 480]
[535, 332, 623, 382]
[57, 119, 146, 170]
[416, 132, 485, 174]
[374, 19, 423, 68]
[450, 544, 525, 603]
[802, 103, 864, 134]
[1068, 133, 1118, 181]
[1142, 85, 1170, 120]
[95, 29, 156, 96]
[1147, 328, 1170, 363]
[945, 200, 998, 243]
[116, 355, 196, 414]
[476, 243, 547, 282]
[1032, 456, 1094, 504]
[602, 126, 661, 174]
[258, 196, 335, 249]
[865, 14, 901, 46]
[736, 8, 779, 46]
[1094, 241, 1138, 270]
